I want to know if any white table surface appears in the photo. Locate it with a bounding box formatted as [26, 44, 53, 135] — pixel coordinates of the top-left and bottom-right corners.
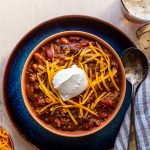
[0, 0, 149, 149]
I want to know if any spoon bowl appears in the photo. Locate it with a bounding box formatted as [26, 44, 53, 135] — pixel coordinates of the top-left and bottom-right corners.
[122, 47, 148, 88]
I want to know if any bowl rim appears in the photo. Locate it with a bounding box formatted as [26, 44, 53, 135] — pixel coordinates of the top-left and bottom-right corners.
[21, 30, 126, 137]
[120, 0, 150, 23]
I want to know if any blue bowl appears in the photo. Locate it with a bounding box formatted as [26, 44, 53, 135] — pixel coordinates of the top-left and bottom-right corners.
[3, 15, 134, 150]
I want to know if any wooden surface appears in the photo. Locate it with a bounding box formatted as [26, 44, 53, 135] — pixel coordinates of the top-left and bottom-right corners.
[0, 0, 149, 149]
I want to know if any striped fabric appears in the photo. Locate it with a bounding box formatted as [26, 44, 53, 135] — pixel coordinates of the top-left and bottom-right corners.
[113, 62, 150, 150]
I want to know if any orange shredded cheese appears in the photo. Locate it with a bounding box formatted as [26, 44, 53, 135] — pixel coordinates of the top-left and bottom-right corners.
[101, 75, 110, 91]
[96, 72, 103, 90]
[92, 92, 111, 110]
[0, 127, 13, 150]
[82, 54, 100, 65]
[95, 61, 99, 73]
[51, 105, 75, 115]
[84, 104, 90, 117]
[65, 50, 70, 55]
[79, 98, 83, 118]
[80, 49, 92, 56]
[68, 57, 74, 68]
[40, 102, 59, 113]
[65, 49, 81, 61]
[51, 44, 55, 62]
[82, 90, 93, 105]
[67, 100, 98, 116]
[84, 53, 95, 57]
[89, 42, 99, 54]
[67, 109, 78, 125]
[92, 70, 117, 87]
[107, 58, 120, 91]
[37, 74, 56, 103]
[89, 69, 98, 98]
[38, 65, 46, 72]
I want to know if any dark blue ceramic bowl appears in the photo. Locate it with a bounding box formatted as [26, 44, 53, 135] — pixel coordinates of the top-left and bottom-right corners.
[3, 15, 134, 150]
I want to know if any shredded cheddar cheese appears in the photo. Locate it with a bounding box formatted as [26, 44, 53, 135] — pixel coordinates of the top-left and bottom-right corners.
[67, 100, 98, 116]
[38, 65, 46, 72]
[67, 109, 78, 125]
[65, 50, 70, 55]
[92, 70, 117, 87]
[84, 104, 90, 117]
[40, 102, 59, 113]
[96, 72, 103, 90]
[37, 74, 56, 103]
[89, 42, 99, 54]
[101, 75, 110, 91]
[82, 54, 100, 65]
[0, 127, 13, 150]
[51, 105, 75, 115]
[68, 57, 74, 68]
[82, 90, 93, 105]
[92, 93, 111, 109]
[79, 98, 83, 118]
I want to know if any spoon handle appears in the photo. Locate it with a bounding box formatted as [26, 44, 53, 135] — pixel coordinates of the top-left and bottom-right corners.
[128, 85, 138, 150]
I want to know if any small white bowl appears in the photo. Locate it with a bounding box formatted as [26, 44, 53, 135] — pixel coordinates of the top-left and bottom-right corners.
[120, 0, 150, 23]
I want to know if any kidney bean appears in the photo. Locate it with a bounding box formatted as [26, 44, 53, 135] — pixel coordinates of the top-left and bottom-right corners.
[29, 74, 37, 82]
[111, 60, 118, 68]
[68, 36, 81, 41]
[45, 49, 53, 61]
[45, 44, 54, 62]
[55, 39, 60, 44]
[114, 77, 119, 84]
[33, 84, 40, 92]
[66, 43, 79, 51]
[32, 64, 38, 72]
[26, 85, 34, 99]
[60, 37, 69, 44]
[59, 60, 65, 66]
[80, 42, 89, 47]
[37, 97, 45, 106]
[72, 49, 79, 54]
[82, 116, 90, 122]
[57, 54, 65, 59]
[33, 53, 44, 64]
[95, 119, 101, 126]
[60, 118, 69, 125]
[33, 94, 39, 99]
[53, 44, 58, 51]
[44, 97, 52, 104]
[101, 98, 113, 107]
[44, 117, 50, 123]
[98, 113, 109, 119]
[54, 118, 61, 128]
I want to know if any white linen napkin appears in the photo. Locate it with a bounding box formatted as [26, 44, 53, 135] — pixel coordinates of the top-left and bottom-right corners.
[113, 62, 150, 150]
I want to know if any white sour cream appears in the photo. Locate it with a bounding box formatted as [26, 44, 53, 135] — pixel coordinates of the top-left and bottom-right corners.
[122, 0, 150, 20]
[52, 65, 88, 101]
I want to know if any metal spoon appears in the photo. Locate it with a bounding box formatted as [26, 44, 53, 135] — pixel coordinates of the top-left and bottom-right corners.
[121, 47, 148, 150]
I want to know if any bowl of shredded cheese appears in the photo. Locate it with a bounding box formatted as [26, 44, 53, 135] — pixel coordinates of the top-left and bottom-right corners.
[0, 126, 14, 150]
[121, 0, 150, 23]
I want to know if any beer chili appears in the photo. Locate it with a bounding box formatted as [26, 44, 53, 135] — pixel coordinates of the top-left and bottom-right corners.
[25, 36, 121, 131]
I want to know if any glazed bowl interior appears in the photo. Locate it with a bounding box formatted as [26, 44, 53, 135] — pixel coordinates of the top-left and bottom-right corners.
[21, 31, 126, 137]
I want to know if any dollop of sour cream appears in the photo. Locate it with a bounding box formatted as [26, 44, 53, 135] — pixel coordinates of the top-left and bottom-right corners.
[52, 65, 88, 101]
[122, 0, 150, 20]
